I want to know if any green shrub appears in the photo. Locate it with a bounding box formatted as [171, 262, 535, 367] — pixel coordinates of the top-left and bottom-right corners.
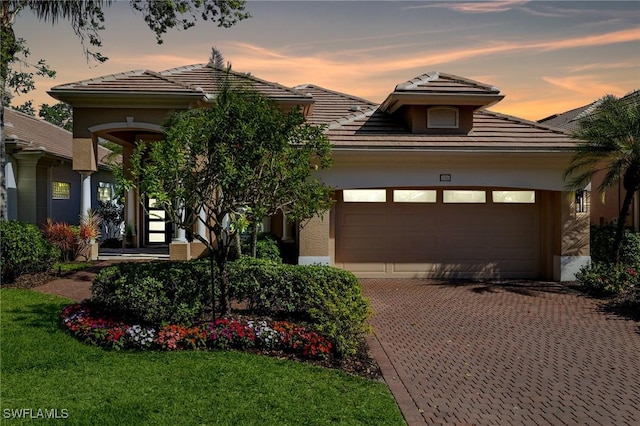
[229, 257, 296, 312]
[91, 257, 371, 357]
[91, 260, 211, 325]
[255, 233, 282, 263]
[239, 232, 282, 263]
[575, 262, 640, 297]
[590, 225, 640, 264]
[229, 257, 371, 357]
[0, 221, 59, 283]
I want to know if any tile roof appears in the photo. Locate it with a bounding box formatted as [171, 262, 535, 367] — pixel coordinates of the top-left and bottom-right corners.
[325, 108, 576, 150]
[394, 71, 500, 95]
[293, 84, 378, 125]
[4, 108, 113, 165]
[539, 89, 640, 133]
[51, 64, 311, 101]
[163, 64, 310, 100]
[294, 74, 573, 151]
[50, 69, 199, 94]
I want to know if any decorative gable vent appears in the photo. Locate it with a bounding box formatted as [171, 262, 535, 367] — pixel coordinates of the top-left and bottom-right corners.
[427, 106, 459, 128]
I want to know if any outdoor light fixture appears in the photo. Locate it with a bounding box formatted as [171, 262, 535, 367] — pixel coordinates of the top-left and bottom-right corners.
[575, 190, 586, 213]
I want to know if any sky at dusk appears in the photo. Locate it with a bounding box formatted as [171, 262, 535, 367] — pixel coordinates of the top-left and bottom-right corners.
[10, 0, 640, 121]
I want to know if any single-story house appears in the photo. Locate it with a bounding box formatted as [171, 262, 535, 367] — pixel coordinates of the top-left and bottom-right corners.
[48, 65, 589, 281]
[4, 107, 117, 226]
[538, 90, 640, 230]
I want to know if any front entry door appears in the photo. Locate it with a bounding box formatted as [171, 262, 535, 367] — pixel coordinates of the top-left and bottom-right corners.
[145, 198, 171, 245]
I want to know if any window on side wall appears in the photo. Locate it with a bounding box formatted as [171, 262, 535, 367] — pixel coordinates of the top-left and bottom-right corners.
[52, 182, 70, 200]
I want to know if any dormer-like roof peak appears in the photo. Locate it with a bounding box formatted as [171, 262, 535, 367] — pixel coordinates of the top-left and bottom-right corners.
[380, 72, 504, 113]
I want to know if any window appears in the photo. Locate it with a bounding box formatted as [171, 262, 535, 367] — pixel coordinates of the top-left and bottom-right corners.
[343, 189, 386, 203]
[492, 190, 536, 203]
[427, 107, 459, 128]
[52, 182, 70, 199]
[443, 190, 486, 203]
[393, 190, 437, 203]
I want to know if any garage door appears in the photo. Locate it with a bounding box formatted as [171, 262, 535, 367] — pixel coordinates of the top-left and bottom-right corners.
[335, 189, 540, 279]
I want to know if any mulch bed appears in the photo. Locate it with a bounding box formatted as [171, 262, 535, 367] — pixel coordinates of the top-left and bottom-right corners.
[1, 271, 61, 289]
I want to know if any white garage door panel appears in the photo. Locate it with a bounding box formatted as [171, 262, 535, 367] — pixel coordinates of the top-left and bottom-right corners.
[335, 191, 541, 278]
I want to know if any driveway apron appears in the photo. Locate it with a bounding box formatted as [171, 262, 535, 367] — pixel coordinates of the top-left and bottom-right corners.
[361, 279, 640, 426]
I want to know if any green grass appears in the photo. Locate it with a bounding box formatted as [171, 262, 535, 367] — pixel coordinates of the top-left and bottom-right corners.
[52, 262, 92, 273]
[0, 290, 405, 425]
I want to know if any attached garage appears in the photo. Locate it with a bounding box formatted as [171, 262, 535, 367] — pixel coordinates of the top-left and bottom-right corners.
[334, 188, 541, 278]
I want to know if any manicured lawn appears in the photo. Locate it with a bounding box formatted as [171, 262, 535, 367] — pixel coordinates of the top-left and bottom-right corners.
[1, 290, 405, 425]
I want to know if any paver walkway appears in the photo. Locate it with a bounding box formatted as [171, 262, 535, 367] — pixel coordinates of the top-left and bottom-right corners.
[361, 279, 640, 426]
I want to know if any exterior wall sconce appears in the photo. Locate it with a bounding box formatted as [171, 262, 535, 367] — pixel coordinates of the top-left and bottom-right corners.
[575, 190, 586, 213]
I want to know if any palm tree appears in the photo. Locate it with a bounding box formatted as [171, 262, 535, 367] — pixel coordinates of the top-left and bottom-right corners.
[564, 93, 640, 262]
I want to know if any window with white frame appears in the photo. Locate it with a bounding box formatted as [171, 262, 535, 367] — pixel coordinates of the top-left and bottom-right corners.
[427, 106, 459, 129]
[52, 182, 70, 199]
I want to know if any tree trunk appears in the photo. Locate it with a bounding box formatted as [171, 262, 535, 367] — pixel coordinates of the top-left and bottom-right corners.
[214, 241, 232, 316]
[209, 251, 216, 322]
[614, 188, 635, 263]
[235, 232, 242, 257]
[250, 223, 258, 258]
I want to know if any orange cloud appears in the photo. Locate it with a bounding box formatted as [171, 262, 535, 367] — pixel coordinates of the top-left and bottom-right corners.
[542, 75, 627, 97]
[566, 61, 640, 73]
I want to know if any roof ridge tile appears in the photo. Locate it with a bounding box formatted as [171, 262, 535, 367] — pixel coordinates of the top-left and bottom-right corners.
[293, 83, 379, 107]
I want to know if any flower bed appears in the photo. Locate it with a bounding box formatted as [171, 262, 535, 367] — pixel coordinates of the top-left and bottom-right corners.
[60, 304, 332, 359]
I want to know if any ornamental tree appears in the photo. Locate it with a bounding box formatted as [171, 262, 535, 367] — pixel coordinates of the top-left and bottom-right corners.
[122, 71, 333, 317]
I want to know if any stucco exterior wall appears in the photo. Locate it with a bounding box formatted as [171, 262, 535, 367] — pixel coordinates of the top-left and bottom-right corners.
[317, 151, 575, 191]
[50, 164, 82, 224]
[298, 213, 331, 265]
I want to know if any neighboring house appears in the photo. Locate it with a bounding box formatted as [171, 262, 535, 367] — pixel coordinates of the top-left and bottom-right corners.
[4, 107, 117, 226]
[49, 65, 588, 281]
[539, 90, 640, 230]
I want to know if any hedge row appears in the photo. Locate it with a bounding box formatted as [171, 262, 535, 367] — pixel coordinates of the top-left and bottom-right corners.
[91, 258, 371, 356]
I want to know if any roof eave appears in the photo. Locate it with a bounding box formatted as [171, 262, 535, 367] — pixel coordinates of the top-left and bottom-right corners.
[380, 93, 505, 113]
[47, 90, 207, 108]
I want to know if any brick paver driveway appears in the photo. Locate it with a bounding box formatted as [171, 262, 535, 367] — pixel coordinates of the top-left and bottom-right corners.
[361, 279, 640, 426]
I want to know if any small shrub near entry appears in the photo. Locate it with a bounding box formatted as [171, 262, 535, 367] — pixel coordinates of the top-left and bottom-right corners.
[575, 262, 640, 297]
[91, 261, 210, 325]
[0, 221, 59, 283]
[590, 225, 640, 264]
